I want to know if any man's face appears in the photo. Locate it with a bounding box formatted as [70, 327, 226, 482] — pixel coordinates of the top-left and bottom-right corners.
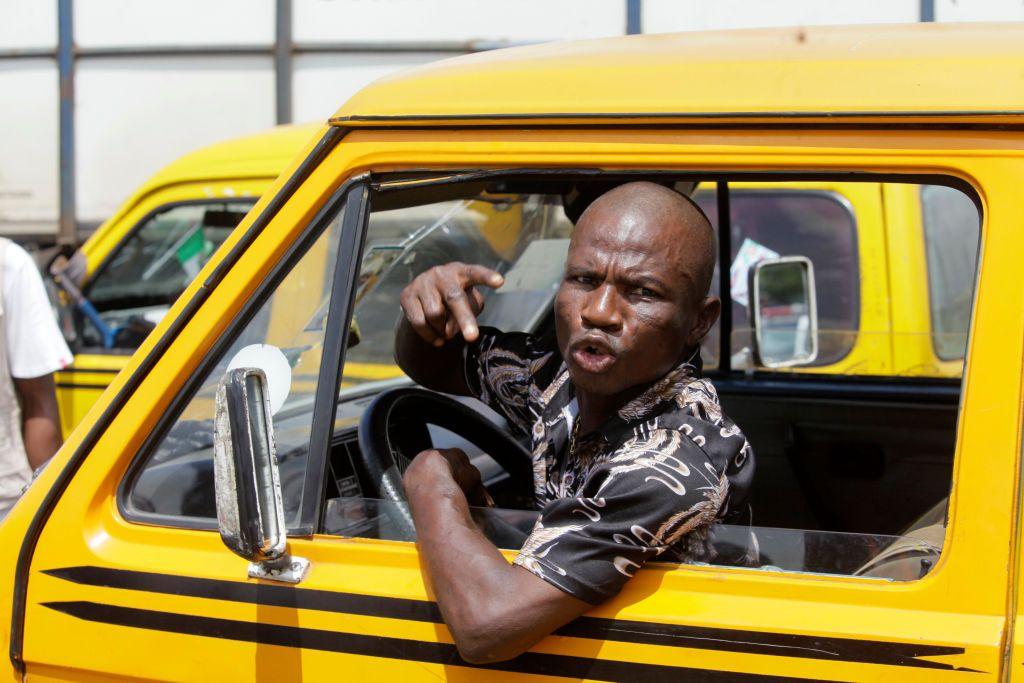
[554, 198, 718, 400]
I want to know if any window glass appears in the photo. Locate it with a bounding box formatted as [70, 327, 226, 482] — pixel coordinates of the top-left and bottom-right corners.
[694, 187, 859, 370]
[341, 193, 573, 391]
[920, 185, 979, 361]
[83, 201, 254, 349]
[319, 176, 978, 586]
[125, 195, 344, 527]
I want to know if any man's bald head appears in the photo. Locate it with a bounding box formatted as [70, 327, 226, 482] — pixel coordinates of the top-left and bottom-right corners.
[574, 181, 716, 300]
[556, 180, 722, 399]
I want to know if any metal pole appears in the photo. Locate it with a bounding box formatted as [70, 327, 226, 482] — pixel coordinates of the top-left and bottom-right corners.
[275, 0, 293, 124]
[626, 0, 642, 34]
[717, 181, 732, 373]
[57, 0, 76, 246]
[920, 0, 935, 22]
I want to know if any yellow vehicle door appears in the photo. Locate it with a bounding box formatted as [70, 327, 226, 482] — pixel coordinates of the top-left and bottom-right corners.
[11, 119, 1019, 682]
[53, 181, 267, 436]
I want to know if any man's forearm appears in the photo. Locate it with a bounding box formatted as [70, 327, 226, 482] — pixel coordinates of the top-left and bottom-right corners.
[405, 458, 522, 660]
[22, 414, 61, 469]
[14, 374, 63, 470]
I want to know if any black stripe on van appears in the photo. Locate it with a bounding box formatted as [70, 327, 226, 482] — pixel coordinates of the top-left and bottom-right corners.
[43, 565, 981, 673]
[41, 600, 820, 682]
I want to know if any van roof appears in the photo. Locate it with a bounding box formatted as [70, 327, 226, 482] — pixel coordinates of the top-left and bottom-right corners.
[331, 23, 1024, 126]
[144, 122, 323, 189]
[85, 122, 321, 252]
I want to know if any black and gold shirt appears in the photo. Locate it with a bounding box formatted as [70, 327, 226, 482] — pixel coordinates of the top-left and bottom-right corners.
[464, 328, 755, 605]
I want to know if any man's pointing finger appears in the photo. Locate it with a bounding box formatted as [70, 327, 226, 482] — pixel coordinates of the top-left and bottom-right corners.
[460, 264, 504, 290]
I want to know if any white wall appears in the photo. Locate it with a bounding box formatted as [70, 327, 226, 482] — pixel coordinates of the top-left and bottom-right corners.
[643, 0, 919, 32]
[0, 0, 56, 50]
[1, 0, 1022, 238]
[75, 56, 276, 222]
[0, 59, 59, 234]
[936, 0, 1024, 22]
[294, 52, 457, 121]
[293, 0, 626, 43]
[74, 0, 275, 47]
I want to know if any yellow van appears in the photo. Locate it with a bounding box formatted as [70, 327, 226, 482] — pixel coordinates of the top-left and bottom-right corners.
[5, 22, 1020, 681]
[49, 122, 321, 436]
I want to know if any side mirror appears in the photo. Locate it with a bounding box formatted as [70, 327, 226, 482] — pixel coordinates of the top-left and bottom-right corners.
[750, 256, 819, 368]
[213, 367, 309, 583]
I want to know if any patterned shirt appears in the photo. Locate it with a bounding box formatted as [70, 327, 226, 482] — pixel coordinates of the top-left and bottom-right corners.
[464, 327, 755, 605]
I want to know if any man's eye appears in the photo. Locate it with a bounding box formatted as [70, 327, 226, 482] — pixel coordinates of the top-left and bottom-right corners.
[632, 287, 658, 298]
[571, 275, 596, 286]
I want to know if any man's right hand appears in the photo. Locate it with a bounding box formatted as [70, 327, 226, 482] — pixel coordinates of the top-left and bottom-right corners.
[399, 262, 504, 347]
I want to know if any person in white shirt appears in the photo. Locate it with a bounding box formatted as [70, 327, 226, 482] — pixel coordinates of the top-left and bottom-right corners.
[0, 238, 73, 520]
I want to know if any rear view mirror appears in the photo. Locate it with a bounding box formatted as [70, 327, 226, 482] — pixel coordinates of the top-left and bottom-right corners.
[202, 208, 250, 228]
[751, 257, 818, 368]
[213, 367, 309, 583]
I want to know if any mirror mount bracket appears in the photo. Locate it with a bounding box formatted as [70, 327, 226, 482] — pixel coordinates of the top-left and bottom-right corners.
[248, 555, 310, 584]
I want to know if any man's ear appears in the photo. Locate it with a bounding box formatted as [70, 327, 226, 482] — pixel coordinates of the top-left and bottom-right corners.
[688, 295, 721, 347]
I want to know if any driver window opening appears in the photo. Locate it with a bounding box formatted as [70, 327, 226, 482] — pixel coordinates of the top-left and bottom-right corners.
[328, 174, 978, 583]
[123, 172, 980, 584]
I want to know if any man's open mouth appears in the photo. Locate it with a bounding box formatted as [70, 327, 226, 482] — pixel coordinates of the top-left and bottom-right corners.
[570, 338, 618, 374]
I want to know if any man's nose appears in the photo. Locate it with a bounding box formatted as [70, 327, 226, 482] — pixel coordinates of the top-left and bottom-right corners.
[580, 284, 623, 331]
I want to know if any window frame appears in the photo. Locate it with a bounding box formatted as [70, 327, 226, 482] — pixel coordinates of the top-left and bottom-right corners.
[317, 169, 978, 582]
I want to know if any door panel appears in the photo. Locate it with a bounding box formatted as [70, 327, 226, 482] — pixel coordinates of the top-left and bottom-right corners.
[54, 358, 125, 438]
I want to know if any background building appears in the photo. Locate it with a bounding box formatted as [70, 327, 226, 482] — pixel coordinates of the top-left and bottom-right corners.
[1, 0, 1022, 244]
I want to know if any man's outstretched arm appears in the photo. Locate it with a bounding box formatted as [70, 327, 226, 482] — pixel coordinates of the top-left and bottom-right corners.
[404, 449, 591, 664]
[394, 262, 503, 395]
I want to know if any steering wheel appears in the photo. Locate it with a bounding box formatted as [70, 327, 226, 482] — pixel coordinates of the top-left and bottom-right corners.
[357, 387, 533, 535]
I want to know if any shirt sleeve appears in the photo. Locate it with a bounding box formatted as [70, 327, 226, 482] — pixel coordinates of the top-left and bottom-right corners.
[513, 428, 725, 605]
[462, 326, 553, 438]
[3, 242, 73, 378]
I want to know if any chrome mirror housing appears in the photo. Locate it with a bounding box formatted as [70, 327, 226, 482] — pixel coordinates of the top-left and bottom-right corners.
[213, 367, 308, 583]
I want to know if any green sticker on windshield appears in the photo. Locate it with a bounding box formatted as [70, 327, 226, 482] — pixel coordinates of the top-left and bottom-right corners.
[176, 229, 206, 277]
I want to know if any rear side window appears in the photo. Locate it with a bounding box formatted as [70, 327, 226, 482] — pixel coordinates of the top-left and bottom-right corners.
[920, 186, 980, 361]
[695, 189, 859, 368]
